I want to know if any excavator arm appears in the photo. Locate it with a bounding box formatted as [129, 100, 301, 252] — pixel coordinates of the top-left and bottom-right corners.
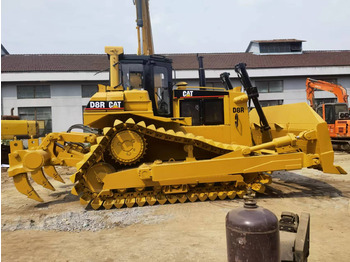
[306, 78, 349, 109]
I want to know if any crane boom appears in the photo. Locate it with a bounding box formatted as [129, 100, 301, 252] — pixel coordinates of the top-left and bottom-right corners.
[306, 78, 349, 109]
[135, 0, 154, 55]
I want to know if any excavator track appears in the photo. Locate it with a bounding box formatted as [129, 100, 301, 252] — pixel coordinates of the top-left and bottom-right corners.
[71, 118, 270, 209]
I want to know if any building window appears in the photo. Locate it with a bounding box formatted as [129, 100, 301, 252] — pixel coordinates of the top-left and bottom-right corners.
[206, 81, 223, 88]
[255, 80, 283, 93]
[259, 100, 284, 107]
[259, 42, 302, 53]
[314, 98, 337, 107]
[17, 85, 50, 99]
[18, 107, 52, 136]
[82, 84, 98, 98]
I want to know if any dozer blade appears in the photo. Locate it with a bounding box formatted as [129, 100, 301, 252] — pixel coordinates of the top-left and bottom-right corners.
[31, 169, 55, 191]
[315, 122, 347, 174]
[249, 103, 347, 175]
[43, 166, 65, 183]
[13, 173, 43, 202]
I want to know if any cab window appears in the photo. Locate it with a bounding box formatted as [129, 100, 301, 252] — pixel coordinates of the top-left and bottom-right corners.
[154, 66, 170, 115]
[121, 64, 144, 90]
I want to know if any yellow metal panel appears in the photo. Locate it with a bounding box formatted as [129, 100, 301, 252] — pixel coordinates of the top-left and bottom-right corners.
[227, 91, 252, 146]
[124, 90, 152, 111]
[183, 125, 232, 144]
[1, 120, 38, 139]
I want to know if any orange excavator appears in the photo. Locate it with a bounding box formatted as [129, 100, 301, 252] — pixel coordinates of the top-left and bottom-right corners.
[306, 78, 350, 151]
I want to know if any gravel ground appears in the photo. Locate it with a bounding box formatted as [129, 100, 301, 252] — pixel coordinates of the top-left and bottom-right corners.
[2, 207, 171, 232]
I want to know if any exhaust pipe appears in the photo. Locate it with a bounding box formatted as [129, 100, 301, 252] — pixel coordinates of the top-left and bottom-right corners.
[197, 54, 206, 87]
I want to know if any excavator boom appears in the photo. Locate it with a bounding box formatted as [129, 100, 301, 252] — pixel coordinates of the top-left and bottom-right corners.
[306, 78, 349, 108]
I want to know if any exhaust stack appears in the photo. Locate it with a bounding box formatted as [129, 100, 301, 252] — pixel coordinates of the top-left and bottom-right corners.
[197, 54, 206, 87]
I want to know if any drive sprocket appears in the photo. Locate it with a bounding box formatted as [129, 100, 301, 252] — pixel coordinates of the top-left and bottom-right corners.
[109, 129, 146, 165]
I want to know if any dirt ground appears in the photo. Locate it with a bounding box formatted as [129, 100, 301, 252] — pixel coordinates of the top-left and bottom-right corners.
[1, 152, 350, 262]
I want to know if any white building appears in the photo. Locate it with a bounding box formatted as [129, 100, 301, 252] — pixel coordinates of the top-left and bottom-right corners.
[2, 39, 350, 134]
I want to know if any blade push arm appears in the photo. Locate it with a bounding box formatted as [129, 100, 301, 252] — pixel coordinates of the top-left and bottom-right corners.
[235, 63, 272, 142]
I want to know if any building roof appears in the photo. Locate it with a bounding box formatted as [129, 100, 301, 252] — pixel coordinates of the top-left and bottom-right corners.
[2, 50, 350, 73]
[1, 44, 9, 56]
[250, 39, 305, 43]
[1, 54, 106, 72]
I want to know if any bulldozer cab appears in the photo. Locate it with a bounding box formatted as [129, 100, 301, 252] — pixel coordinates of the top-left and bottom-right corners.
[119, 54, 173, 117]
[119, 54, 229, 126]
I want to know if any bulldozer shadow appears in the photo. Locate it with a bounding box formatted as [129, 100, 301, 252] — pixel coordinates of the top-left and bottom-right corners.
[34, 189, 80, 209]
[261, 171, 343, 199]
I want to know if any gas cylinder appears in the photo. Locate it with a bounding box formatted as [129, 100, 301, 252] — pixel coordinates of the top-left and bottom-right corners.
[226, 192, 280, 262]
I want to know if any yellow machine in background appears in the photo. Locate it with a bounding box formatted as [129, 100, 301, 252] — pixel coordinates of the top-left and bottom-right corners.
[1, 120, 38, 140]
[7, 0, 346, 209]
[1, 117, 39, 164]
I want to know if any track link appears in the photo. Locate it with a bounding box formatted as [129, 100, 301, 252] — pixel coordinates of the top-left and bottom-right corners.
[71, 118, 270, 209]
[92, 183, 248, 210]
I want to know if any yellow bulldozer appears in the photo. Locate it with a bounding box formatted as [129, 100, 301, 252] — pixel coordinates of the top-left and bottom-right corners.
[7, 0, 346, 209]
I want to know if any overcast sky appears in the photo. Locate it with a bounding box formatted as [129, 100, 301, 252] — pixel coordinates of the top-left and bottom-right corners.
[1, 0, 350, 55]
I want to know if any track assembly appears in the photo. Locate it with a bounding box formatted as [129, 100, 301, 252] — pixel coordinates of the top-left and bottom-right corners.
[70, 118, 269, 209]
